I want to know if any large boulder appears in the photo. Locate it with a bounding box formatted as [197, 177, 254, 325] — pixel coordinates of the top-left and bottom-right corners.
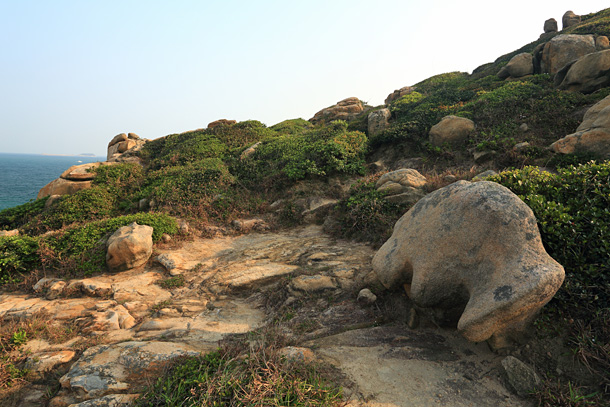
[107, 132, 146, 161]
[59, 162, 110, 181]
[557, 49, 610, 94]
[37, 178, 92, 199]
[372, 181, 565, 342]
[310, 97, 364, 125]
[498, 53, 534, 79]
[550, 94, 610, 157]
[385, 86, 416, 105]
[543, 18, 558, 33]
[106, 222, 154, 272]
[429, 115, 475, 147]
[368, 108, 391, 137]
[541, 34, 595, 75]
[562, 11, 581, 30]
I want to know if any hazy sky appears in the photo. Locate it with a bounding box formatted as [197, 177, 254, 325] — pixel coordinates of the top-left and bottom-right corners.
[1, 1, 608, 156]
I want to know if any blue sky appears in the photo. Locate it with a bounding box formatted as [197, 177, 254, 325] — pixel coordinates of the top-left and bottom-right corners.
[1, 1, 608, 156]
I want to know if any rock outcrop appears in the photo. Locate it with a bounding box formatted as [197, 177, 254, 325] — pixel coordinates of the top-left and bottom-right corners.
[498, 53, 534, 79]
[385, 86, 416, 105]
[544, 18, 558, 33]
[540, 34, 595, 75]
[429, 115, 475, 147]
[367, 108, 391, 137]
[376, 168, 427, 205]
[551, 94, 610, 157]
[562, 11, 581, 29]
[372, 181, 565, 343]
[37, 177, 93, 199]
[107, 132, 145, 161]
[309, 97, 364, 124]
[106, 223, 154, 272]
[556, 49, 610, 94]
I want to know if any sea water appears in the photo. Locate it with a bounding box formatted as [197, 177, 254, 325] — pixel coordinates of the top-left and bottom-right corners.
[0, 153, 105, 211]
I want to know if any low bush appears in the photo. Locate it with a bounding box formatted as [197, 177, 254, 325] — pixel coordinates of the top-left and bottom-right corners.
[0, 235, 40, 285]
[270, 118, 312, 135]
[0, 198, 47, 231]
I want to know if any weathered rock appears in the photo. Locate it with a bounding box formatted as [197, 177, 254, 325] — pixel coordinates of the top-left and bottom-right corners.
[108, 133, 128, 148]
[557, 49, 610, 94]
[368, 108, 391, 137]
[232, 218, 269, 232]
[46, 280, 67, 300]
[385, 86, 415, 105]
[106, 223, 153, 272]
[497, 53, 534, 79]
[107, 133, 147, 161]
[59, 341, 199, 400]
[37, 178, 93, 199]
[155, 253, 184, 276]
[357, 288, 377, 305]
[208, 119, 236, 128]
[473, 150, 496, 164]
[541, 34, 595, 75]
[60, 162, 105, 181]
[562, 10, 581, 30]
[543, 18, 557, 33]
[429, 115, 475, 147]
[291, 275, 337, 292]
[0, 229, 19, 237]
[472, 170, 498, 181]
[551, 95, 610, 157]
[25, 350, 76, 381]
[502, 356, 542, 397]
[376, 169, 428, 206]
[596, 36, 610, 50]
[278, 346, 315, 363]
[240, 141, 261, 159]
[310, 97, 364, 125]
[66, 394, 140, 407]
[87, 305, 136, 331]
[513, 142, 531, 153]
[372, 181, 565, 342]
[44, 194, 62, 209]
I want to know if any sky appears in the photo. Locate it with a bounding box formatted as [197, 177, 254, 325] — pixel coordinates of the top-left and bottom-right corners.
[1, 1, 608, 156]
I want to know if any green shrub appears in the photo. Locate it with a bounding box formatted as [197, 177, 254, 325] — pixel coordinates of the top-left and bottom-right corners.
[270, 118, 312, 135]
[0, 235, 40, 285]
[0, 198, 47, 231]
[490, 162, 610, 311]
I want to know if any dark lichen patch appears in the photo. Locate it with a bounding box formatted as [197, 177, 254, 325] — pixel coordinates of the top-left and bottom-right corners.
[525, 232, 535, 241]
[493, 285, 513, 302]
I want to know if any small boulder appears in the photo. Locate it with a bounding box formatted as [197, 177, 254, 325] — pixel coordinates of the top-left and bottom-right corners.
[502, 356, 542, 397]
[540, 34, 595, 75]
[278, 347, 315, 363]
[551, 94, 610, 157]
[429, 115, 475, 147]
[25, 350, 76, 381]
[497, 53, 534, 79]
[376, 168, 428, 206]
[357, 288, 377, 305]
[155, 253, 184, 276]
[557, 49, 610, 94]
[543, 18, 557, 33]
[562, 11, 581, 30]
[106, 222, 153, 272]
[291, 275, 337, 292]
[597, 36, 610, 50]
[310, 97, 364, 125]
[368, 108, 391, 137]
[385, 86, 416, 105]
[372, 181, 564, 343]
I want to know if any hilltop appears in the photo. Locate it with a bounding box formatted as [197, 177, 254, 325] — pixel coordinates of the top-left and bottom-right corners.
[1, 8, 610, 407]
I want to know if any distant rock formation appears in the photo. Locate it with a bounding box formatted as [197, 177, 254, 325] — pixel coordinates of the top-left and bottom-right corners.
[544, 18, 558, 33]
[562, 10, 581, 30]
[309, 97, 365, 125]
[384, 86, 416, 105]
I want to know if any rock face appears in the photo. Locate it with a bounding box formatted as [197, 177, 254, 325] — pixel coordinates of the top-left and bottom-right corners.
[429, 115, 475, 147]
[37, 178, 93, 199]
[498, 53, 534, 79]
[208, 119, 237, 128]
[376, 168, 427, 205]
[502, 356, 542, 397]
[367, 108, 391, 137]
[551, 94, 610, 157]
[107, 132, 146, 161]
[557, 49, 610, 94]
[562, 11, 581, 29]
[309, 97, 364, 125]
[385, 86, 416, 105]
[544, 18, 558, 33]
[106, 223, 153, 272]
[541, 34, 595, 75]
[60, 162, 106, 181]
[372, 181, 565, 342]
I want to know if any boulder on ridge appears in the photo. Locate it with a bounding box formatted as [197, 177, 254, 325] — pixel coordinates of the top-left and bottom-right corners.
[429, 115, 475, 147]
[540, 34, 595, 75]
[309, 97, 364, 125]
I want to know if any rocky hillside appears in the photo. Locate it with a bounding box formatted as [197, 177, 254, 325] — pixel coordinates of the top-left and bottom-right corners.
[1, 8, 610, 407]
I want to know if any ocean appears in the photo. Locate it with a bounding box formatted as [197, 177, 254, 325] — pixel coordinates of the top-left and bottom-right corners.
[0, 153, 106, 211]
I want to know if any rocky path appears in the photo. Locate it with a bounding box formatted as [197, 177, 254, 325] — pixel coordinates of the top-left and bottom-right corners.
[0, 225, 529, 407]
